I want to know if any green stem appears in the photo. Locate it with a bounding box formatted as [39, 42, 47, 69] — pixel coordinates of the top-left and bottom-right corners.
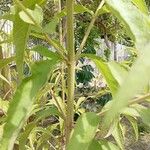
[58, 0, 65, 103]
[76, 0, 105, 60]
[65, 0, 75, 145]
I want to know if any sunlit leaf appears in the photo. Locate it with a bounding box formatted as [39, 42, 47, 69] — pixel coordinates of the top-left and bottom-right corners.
[56, 4, 94, 19]
[43, 18, 58, 34]
[105, 0, 150, 126]
[131, 0, 149, 14]
[67, 112, 99, 150]
[35, 105, 60, 121]
[107, 61, 128, 85]
[74, 4, 94, 15]
[105, 0, 150, 46]
[125, 115, 139, 141]
[19, 123, 36, 150]
[139, 108, 150, 126]
[19, 4, 43, 25]
[82, 54, 119, 95]
[0, 74, 10, 85]
[98, 5, 110, 15]
[0, 99, 9, 114]
[88, 139, 120, 150]
[0, 58, 60, 150]
[112, 122, 124, 150]
[13, 4, 31, 83]
[31, 45, 61, 60]
[121, 107, 140, 117]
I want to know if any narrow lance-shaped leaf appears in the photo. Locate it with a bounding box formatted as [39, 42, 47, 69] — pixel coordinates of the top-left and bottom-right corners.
[13, 7, 30, 83]
[0, 74, 10, 85]
[13, 0, 44, 83]
[67, 112, 99, 150]
[0, 58, 60, 150]
[112, 122, 124, 150]
[19, 4, 43, 25]
[56, 4, 94, 19]
[0, 57, 15, 69]
[31, 45, 61, 60]
[82, 54, 127, 96]
[19, 123, 36, 150]
[82, 54, 119, 95]
[125, 115, 139, 141]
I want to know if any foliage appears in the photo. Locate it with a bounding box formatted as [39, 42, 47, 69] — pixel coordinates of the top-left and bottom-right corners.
[0, 0, 150, 150]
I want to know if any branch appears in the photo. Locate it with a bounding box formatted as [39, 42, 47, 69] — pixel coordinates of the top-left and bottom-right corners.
[50, 90, 66, 120]
[76, 0, 105, 60]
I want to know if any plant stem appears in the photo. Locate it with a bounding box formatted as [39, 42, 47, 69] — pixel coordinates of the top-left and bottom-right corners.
[50, 90, 66, 119]
[76, 0, 105, 60]
[129, 93, 150, 105]
[58, 0, 66, 103]
[65, 0, 75, 145]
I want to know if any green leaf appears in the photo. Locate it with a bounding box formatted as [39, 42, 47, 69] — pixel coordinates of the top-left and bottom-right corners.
[0, 59, 60, 150]
[125, 115, 139, 141]
[67, 112, 99, 150]
[121, 107, 140, 117]
[105, 44, 150, 126]
[31, 45, 61, 60]
[0, 14, 14, 21]
[0, 99, 9, 114]
[74, 4, 94, 15]
[14, 1, 44, 83]
[112, 122, 124, 150]
[43, 18, 58, 34]
[19, 4, 43, 25]
[56, 4, 93, 19]
[35, 105, 60, 121]
[88, 140, 120, 150]
[87, 140, 101, 150]
[0, 57, 15, 69]
[139, 108, 150, 126]
[98, 5, 110, 15]
[131, 0, 149, 14]
[13, 6, 30, 83]
[107, 61, 128, 85]
[19, 123, 36, 150]
[82, 54, 119, 95]
[0, 74, 10, 85]
[105, 0, 150, 46]
[104, 0, 150, 126]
